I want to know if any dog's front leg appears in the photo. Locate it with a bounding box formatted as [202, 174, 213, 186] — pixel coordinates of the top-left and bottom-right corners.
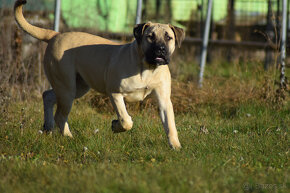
[109, 93, 133, 133]
[154, 85, 181, 149]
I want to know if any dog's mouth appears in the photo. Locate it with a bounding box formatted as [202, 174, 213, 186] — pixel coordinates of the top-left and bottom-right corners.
[154, 56, 166, 64]
[145, 55, 169, 66]
[145, 54, 169, 66]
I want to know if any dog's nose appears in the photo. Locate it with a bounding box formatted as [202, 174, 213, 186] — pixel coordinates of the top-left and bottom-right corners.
[156, 45, 166, 55]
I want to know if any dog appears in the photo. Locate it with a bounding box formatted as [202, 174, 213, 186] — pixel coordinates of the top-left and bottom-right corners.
[14, 0, 185, 149]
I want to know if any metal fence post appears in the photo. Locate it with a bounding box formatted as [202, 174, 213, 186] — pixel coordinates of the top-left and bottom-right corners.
[264, 0, 274, 70]
[198, 0, 213, 88]
[54, 0, 61, 32]
[280, 0, 287, 90]
[136, 0, 143, 24]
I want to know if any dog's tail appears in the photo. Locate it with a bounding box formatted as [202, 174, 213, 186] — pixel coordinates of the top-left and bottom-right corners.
[14, 0, 59, 43]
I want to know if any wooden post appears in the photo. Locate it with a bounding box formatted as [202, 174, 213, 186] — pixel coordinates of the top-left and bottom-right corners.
[226, 0, 235, 62]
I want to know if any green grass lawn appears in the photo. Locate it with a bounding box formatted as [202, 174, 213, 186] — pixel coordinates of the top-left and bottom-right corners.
[0, 98, 289, 193]
[0, 61, 289, 192]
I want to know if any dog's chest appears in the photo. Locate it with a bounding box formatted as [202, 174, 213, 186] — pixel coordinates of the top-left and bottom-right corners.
[123, 86, 152, 102]
[120, 69, 158, 102]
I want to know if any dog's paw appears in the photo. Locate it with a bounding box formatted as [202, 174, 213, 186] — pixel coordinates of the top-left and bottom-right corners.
[43, 124, 52, 132]
[111, 120, 127, 133]
[169, 137, 181, 150]
[41, 125, 53, 136]
[62, 122, 73, 138]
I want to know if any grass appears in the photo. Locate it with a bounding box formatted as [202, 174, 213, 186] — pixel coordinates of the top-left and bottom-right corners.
[0, 61, 289, 193]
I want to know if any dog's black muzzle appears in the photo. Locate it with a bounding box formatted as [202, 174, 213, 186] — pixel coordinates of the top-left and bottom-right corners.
[145, 43, 170, 65]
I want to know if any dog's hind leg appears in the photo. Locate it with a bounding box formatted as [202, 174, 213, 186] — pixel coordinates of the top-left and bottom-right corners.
[42, 89, 56, 132]
[75, 73, 90, 99]
[54, 93, 74, 137]
[52, 74, 89, 137]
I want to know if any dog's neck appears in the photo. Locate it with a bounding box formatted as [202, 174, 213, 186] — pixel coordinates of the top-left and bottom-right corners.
[131, 40, 160, 71]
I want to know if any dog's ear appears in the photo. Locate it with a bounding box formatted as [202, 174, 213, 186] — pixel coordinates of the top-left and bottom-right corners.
[134, 22, 151, 44]
[169, 25, 185, 48]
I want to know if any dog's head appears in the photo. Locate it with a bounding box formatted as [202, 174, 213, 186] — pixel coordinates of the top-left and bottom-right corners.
[134, 22, 185, 66]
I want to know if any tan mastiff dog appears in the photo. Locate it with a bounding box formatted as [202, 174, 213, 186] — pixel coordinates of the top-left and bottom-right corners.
[14, 0, 185, 149]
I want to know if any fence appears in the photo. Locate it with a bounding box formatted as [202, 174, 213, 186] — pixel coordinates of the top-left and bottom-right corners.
[1, 0, 287, 43]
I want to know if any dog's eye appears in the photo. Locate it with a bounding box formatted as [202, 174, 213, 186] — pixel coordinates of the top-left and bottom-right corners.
[147, 33, 155, 41]
[165, 34, 173, 41]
